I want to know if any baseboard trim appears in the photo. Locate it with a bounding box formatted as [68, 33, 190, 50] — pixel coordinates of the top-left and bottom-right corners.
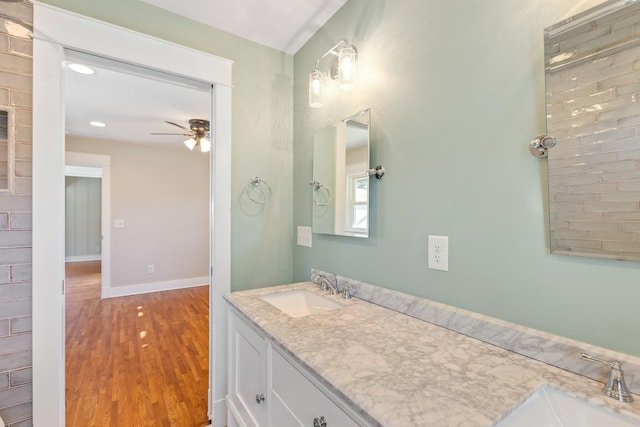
[226, 400, 242, 427]
[103, 276, 209, 299]
[65, 255, 102, 262]
[211, 398, 228, 427]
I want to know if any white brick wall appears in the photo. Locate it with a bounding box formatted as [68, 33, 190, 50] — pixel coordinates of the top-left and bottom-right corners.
[0, 2, 33, 427]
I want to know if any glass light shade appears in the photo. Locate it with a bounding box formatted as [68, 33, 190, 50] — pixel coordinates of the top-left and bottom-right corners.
[184, 138, 196, 150]
[200, 138, 211, 153]
[309, 70, 324, 108]
[338, 45, 356, 90]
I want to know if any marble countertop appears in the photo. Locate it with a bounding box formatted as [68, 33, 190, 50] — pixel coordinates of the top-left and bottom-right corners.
[225, 282, 640, 426]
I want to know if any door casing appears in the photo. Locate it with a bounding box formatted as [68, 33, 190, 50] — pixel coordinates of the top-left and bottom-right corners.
[32, 3, 233, 426]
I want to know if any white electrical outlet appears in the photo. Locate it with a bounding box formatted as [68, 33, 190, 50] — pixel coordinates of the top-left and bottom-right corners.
[428, 235, 449, 271]
[297, 226, 312, 247]
[114, 219, 125, 228]
[148, 264, 155, 273]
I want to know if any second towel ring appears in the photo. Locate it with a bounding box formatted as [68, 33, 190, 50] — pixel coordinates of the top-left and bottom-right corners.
[309, 180, 331, 206]
[246, 176, 272, 204]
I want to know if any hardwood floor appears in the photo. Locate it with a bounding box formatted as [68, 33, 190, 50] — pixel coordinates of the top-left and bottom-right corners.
[65, 262, 210, 427]
[65, 261, 102, 301]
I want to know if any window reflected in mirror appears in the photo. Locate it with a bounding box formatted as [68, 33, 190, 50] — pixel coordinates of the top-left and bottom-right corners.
[347, 174, 368, 232]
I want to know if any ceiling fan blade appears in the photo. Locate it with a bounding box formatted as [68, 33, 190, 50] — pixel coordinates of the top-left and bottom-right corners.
[150, 132, 193, 136]
[165, 120, 191, 132]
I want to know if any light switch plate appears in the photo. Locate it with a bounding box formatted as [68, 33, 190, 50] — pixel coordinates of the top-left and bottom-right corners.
[428, 235, 448, 271]
[114, 219, 125, 228]
[297, 226, 312, 247]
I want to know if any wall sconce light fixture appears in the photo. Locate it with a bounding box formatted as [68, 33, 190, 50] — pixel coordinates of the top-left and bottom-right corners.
[309, 39, 358, 108]
[309, 70, 324, 108]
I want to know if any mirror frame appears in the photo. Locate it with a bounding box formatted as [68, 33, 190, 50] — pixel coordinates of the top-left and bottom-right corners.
[545, 1, 640, 262]
[312, 108, 371, 238]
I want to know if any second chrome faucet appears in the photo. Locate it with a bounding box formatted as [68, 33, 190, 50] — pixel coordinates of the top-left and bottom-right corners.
[581, 352, 634, 402]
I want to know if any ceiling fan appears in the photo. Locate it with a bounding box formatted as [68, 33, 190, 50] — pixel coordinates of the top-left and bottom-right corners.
[151, 119, 211, 152]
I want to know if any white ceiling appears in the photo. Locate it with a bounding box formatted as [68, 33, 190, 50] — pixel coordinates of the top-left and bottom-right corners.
[64, 51, 211, 147]
[65, 1, 346, 147]
[140, 0, 347, 54]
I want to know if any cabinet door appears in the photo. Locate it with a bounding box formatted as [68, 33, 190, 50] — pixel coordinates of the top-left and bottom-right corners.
[271, 348, 361, 427]
[228, 310, 268, 427]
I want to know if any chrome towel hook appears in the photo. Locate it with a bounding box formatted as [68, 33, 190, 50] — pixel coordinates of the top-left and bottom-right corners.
[529, 135, 557, 158]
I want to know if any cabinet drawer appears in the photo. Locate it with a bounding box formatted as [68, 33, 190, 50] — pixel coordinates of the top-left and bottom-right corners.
[272, 349, 359, 427]
[271, 391, 304, 427]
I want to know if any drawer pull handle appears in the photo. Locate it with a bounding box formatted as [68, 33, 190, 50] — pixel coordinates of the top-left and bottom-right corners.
[255, 393, 265, 404]
[313, 416, 327, 427]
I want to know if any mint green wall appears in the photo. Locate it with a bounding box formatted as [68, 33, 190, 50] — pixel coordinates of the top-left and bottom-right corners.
[43, 0, 640, 356]
[65, 176, 101, 258]
[41, 0, 294, 290]
[293, 0, 640, 356]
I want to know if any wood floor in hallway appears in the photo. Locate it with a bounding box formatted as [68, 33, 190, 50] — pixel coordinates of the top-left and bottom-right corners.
[65, 261, 210, 427]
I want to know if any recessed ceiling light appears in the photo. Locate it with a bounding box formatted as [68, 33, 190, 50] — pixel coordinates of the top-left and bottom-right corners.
[89, 121, 106, 127]
[68, 63, 95, 75]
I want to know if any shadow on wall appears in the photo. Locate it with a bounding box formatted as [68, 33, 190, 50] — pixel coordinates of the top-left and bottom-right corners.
[271, 71, 293, 152]
[352, 0, 387, 42]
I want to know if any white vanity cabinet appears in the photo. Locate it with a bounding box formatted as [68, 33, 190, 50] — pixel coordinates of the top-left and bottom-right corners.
[228, 308, 370, 427]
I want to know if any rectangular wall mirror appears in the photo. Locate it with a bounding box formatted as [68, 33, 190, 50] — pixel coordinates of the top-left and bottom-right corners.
[0, 105, 15, 193]
[545, 1, 640, 261]
[312, 108, 370, 238]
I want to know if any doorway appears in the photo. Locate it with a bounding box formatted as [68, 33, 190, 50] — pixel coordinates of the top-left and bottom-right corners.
[32, 5, 232, 426]
[62, 52, 212, 425]
[64, 153, 112, 298]
[64, 162, 104, 301]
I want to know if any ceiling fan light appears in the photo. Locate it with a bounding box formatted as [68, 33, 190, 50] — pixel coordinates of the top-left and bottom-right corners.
[184, 138, 197, 150]
[200, 138, 211, 153]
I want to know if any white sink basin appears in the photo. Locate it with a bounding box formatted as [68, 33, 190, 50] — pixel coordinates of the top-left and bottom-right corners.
[494, 385, 639, 427]
[260, 289, 343, 318]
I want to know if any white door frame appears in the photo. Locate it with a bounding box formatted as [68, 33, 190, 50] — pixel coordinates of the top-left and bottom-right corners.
[32, 3, 233, 426]
[65, 152, 111, 298]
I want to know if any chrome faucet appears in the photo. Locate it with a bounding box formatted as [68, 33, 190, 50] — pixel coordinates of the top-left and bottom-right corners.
[581, 352, 634, 402]
[342, 281, 357, 299]
[318, 275, 339, 295]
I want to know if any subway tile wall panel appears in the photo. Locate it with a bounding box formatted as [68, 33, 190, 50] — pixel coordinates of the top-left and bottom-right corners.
[0, 2, 33, 426]
[546, 1, 640, 261]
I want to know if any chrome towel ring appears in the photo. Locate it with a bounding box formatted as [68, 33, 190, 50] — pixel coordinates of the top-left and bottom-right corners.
[309, 180, 331, 206]
[246, 176, 272, 204]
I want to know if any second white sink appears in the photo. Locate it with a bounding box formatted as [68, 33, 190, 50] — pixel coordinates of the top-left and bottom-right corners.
[260, 289, 343, 318]
[494, 384, 639, 427]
